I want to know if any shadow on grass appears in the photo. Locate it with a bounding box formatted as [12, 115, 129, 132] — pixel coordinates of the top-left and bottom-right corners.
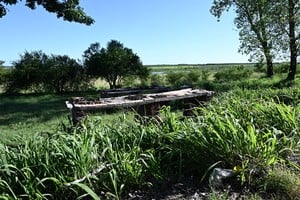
[272, 79, 296, 89]
[0, 93, 72, 126]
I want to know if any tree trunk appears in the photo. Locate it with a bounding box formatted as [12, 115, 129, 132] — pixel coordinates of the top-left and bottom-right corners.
[266, 57, 274, 77]
[112, 79, 117, 89]
[263, 42, 274, 77]
[287, 0, 298, 80]
[287, 46, 297, 80]
[108, 81, 113, 89]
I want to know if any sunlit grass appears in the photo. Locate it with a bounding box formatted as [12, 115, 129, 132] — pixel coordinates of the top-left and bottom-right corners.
[0, 64, 300, 199]
[1, 87, 299, 198]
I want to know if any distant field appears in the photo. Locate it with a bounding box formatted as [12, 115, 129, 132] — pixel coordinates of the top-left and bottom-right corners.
[146, 63, 255, 73]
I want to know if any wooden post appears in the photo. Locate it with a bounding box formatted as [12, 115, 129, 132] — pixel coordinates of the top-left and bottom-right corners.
[71, 107, 88, 125]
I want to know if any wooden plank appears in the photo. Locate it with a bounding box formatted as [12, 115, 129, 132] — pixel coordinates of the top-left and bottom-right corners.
[100, 86, 171, 97]
[66, 88, 214, 111]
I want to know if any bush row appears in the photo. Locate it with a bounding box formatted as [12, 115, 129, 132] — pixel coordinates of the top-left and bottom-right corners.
[1, 51, 91, 93]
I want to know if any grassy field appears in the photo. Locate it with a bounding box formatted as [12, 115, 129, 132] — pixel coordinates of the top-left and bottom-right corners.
[0, 92, 132, 143]
[146, 63, 255, 72]
[0, 94, 69, 142]
[0, 64, 300, 199]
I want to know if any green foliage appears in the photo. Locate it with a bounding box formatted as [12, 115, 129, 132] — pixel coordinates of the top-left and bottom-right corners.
[165, 70, 210, 88]
[43, 55, 89, 93]
[1, 87, 300, 198]
[5, 51, 88, 93]
[166, 71, 187, 87]
[211, 0, 278, 77]
[149, 74, 166, 86]
[84, 40, 149, 89]
[254, 61, 265, 73]
[200, 69, 211, 81]
[0, 0, 94, 25]
[214, 65, 252, 81]
[0, 67, 3, 85]
[263, 167, 300, 199]
[7, 51, 48, 93]
[211, 0, 300, 80]
[274, 62, 290, 74]
[0, 66, 10, 86]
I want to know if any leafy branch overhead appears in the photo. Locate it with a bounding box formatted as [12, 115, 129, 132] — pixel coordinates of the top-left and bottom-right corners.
[0, 0, 94, 25]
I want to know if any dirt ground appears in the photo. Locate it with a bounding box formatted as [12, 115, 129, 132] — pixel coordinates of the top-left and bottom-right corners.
[123, 176, 255, 200]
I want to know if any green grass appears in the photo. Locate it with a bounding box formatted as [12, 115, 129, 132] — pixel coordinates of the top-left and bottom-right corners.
[0, 87, 300, 199]
[146, 63, 300, 93]
[0, 94, 69, 142]
[263, 166, 300, 199]
[146, 63, 255, 72]
[1, 64, 300, 199]
[147, 64, 256, 78]
[0, 92, 136, 143]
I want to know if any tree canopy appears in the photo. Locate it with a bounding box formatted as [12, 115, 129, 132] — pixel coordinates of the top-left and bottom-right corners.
[84, 40, 149, 89]
[6, 51, 88, 93]
[211, 0, 280, 77]
[0, 0, 94, 25]
[211, 0, 299, 79]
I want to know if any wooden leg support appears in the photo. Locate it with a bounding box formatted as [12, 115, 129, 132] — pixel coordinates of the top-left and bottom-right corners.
[71, 108, 88, 125]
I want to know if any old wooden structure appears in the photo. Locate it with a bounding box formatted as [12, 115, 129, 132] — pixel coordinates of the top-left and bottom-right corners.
[66, 88, 214, 124]
[99, 86, 171, 98]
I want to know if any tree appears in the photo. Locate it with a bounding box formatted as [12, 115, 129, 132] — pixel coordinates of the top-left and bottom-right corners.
[211, 0, 300, 80]
[275, 0, 300, 80]
[5, 51, 87, 93]
[84, 40, 149, 89]
[0, 60, 4, 67]
[0, 0, 94, 25]
[6, 51, 48, 92]
[0, 60, 7, 85]
[83, 42, 101, 60]
[211, 0, 280, 77]
[43, 55, 88, 93]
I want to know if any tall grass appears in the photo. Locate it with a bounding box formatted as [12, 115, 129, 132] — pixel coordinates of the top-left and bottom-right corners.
[0, 88, 299, 199]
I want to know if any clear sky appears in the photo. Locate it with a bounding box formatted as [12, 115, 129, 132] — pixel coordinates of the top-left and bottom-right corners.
[0, 0, 249, 66]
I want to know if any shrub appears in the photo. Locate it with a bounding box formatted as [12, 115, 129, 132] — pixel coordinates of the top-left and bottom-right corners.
[0, 67, 11, 87]
[166, 70, 203, 88]
[5, 51, 89, 93]
[254, 61, 265, 73]
[214, 65, 252, 82]
[274, 62, 290, 74]
[42, 55, 90, 93]
[185, 70, 201, 83]
[263, 167, 300, 199]
[166, 71, 187, 87]
[149, 74, 166, 87]
[200, 69, 211, 81]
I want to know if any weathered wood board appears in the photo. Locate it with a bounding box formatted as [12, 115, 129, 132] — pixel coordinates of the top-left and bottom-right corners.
[66, 88, 214, 124]
[66, 88, 214, 110]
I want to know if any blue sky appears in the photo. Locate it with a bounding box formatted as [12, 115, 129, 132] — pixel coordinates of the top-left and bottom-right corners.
[0, 0, 249, 65]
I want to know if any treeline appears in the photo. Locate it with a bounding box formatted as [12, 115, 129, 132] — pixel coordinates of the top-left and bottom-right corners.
[0, 40, 149, 93]
[1, 51, 88, 93]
